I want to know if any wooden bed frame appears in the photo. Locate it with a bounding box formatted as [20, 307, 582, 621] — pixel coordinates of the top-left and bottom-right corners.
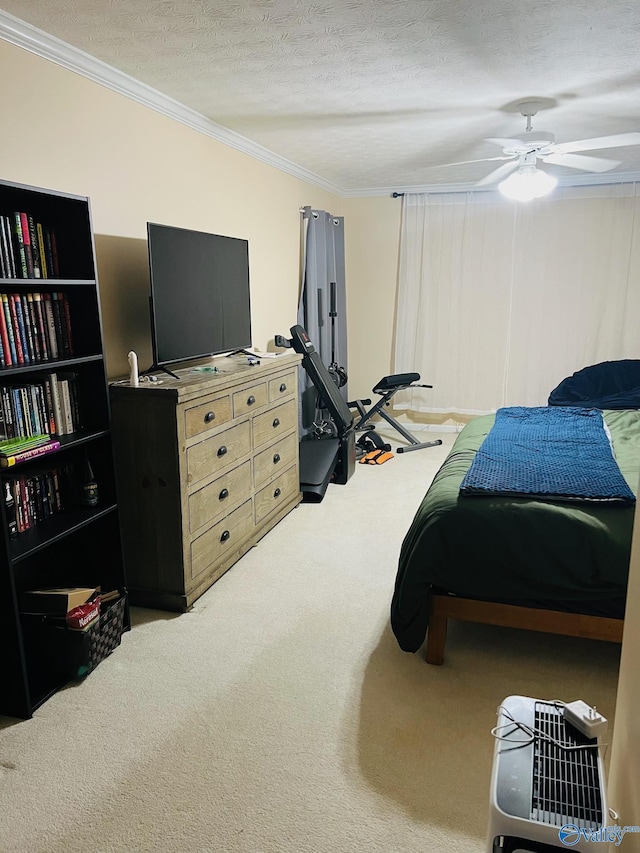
[425, 592, 624, 665]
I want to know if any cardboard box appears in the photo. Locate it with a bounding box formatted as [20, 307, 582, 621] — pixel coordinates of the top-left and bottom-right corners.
[19, 587, 98, 616]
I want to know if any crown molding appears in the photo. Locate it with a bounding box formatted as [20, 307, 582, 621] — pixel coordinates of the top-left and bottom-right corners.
[0, 10, 344, 197]
[2, 10, 639, 201]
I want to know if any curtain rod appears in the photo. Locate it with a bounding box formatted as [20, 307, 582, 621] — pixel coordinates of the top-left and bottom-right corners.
[391, 192, 404, 198]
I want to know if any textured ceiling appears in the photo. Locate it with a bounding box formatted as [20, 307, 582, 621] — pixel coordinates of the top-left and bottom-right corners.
[2, 0, 640, 194]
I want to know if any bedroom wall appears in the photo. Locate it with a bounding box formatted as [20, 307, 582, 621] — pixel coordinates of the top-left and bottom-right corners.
[0, 38, 344, 380]
[341, 195, 402, 401]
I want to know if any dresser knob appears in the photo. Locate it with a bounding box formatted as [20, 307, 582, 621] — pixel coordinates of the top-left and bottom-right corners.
[272, 417, 280, 428]
[219, 488, 229, 501]
[217, 445, 227, 457]
[273, 453, 280, 464]
[220, 530, 230, 543]
[247, 395, 256, 405]
[204, 411, 216, 423]
[273, 487, 281, 498]
[279, 383, 287, 392]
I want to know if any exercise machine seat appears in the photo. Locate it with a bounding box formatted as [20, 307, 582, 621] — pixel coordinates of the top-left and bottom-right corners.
[349, 372, 442, 454]
[373, 373, 420, 394]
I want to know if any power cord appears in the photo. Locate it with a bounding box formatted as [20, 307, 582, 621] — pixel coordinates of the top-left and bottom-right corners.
[491, 700, 607, 752]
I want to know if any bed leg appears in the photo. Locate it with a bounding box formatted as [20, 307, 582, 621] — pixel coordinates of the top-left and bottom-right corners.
[425, 610, 447, 665]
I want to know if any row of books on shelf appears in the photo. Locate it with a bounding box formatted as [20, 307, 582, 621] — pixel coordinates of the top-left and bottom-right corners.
[0, 291, 73, 368]
[0, 211, 60, 280]
[4, 462, 74, 537]
[0, 372, 81, 449]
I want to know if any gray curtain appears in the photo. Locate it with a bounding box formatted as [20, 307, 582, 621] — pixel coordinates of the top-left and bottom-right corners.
[297, 207, 348, 435]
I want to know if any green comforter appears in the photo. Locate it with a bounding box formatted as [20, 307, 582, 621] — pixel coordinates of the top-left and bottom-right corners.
[391, 409, 640, 652]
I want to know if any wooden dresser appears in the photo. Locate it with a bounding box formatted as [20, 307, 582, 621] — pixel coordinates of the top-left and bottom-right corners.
[109, 353, 302, 611]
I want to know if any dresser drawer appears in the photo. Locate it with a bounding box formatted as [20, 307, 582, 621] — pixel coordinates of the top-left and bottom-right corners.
[189, 459, 252, 532]
[254, 465, 299, 524]
[184, 394, 232, 439]
[187, 420, 251, 486]
[268, 370, 296, 402]
[190, 499, 253, 580]
[233, 381, 268, 417]
[253, 399, 297, 450]
[253, 432, 298, 489]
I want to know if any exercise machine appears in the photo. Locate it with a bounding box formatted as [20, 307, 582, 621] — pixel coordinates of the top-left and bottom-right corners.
[275, 325, 356, 502]
[349, 373, 443, 454]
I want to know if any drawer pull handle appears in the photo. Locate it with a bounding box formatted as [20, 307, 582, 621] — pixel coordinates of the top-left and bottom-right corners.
[220, 530, 230, 543]
[272, 417, 280, 428]
[273, 453, 281, 464]
[279, 383, 287, 392]
[274, 487, 281, 498]
[217, 445, 228, 457]
[204, 411, 216, 423]
[247, 395, 256, 405]
[219, 488, 229, 501]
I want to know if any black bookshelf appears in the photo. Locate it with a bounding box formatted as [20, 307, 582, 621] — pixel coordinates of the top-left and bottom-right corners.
[0, 179, 128, 719]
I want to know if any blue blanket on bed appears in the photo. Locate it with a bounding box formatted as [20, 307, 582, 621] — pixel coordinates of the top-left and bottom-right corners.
[459, 406, 635, 505]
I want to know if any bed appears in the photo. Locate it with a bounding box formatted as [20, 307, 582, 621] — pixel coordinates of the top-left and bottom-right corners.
[390, 361, 640, 664]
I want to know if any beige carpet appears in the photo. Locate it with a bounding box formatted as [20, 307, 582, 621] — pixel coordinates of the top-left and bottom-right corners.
[0, 429, 621, 853]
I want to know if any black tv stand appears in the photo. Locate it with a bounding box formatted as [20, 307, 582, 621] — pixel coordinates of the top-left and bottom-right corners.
[142, 363, 180, 380]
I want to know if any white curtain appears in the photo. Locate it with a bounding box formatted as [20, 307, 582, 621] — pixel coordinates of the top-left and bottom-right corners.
[394, 183, 640, 416]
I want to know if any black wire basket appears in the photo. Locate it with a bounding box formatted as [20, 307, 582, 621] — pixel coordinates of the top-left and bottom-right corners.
[80, 591, 127, 678]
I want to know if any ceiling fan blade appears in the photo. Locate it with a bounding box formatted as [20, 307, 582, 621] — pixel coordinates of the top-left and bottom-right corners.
[553, 132, 640, 154]
[476, 160, 519, 187]
[432, 155, 515, 168]
[542, 152, 620, 172]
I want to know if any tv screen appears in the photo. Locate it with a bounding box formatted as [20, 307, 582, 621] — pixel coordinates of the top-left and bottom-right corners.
[147, 222, 252, 367]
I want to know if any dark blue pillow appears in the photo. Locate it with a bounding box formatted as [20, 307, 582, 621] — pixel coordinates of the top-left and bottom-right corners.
[548, 359, 640, 409]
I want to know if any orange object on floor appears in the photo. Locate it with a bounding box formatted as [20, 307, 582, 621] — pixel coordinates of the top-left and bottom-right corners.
[359, 449, 394, 465]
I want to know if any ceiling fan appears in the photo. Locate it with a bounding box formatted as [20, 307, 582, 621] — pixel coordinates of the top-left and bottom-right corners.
[443, 101, 640, 200]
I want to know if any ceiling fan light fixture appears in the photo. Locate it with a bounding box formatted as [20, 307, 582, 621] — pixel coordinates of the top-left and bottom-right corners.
[498, 165, 558, 201]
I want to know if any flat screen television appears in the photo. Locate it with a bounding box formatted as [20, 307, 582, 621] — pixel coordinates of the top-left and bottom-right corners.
[147, 222, 252, 369]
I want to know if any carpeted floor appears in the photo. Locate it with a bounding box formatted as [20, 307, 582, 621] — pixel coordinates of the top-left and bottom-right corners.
[0, 428, 621, 853]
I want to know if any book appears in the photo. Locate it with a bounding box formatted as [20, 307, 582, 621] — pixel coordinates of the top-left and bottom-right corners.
[19, 212, 35, 279]
[46, 372, 64, 435]
[57, 371, 81, 430]
[1, 389, 14, 439]
[13, 294, 32, 363]
[0, 433, 51, 454]
[2, 215, 18, 278]
[31, 292, 49, 361]
[36, 223, 48, 280]
[8, 295, 24, 363]
[12, 213, 28, 279]
[0, 214, 8, 278]
[1, 295, 17, 364]
[25, 293, 42, 362]
[58, 378, 74, 433]
[42, 293, 59, 358]
[51, 292, 67, 356]
[27, 216, 41, 279]
[61, 293, 74, 356]
[0, 439, 61, 468]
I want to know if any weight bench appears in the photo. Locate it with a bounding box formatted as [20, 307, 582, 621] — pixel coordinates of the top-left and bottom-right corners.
[349, 373, 442, 454]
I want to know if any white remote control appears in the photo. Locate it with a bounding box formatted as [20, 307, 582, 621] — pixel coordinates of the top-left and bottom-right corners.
[128, 351, 139, 387]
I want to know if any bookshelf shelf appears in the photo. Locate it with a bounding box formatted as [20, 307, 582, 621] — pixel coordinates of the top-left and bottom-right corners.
[8, 503, 119, 563]
[0, 178, 128, 720]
